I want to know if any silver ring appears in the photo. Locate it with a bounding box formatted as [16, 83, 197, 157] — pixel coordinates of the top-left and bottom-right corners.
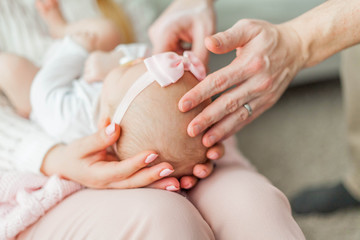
[243, 103, 252, 116]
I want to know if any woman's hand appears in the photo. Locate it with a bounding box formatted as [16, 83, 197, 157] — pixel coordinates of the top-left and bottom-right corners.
[179, 19, 306, 147]
[41, 123, 180, 191]
[177, 142, 225, 189]
[148, 0, 215, 64]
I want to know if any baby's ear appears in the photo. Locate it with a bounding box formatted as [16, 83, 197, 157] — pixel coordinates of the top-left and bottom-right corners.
[98, 117, 111, 129]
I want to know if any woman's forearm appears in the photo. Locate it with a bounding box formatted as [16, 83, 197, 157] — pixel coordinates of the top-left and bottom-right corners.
[287, 0, 360, 68]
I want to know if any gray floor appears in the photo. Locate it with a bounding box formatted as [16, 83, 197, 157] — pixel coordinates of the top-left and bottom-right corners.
[235, 79, 360, 240]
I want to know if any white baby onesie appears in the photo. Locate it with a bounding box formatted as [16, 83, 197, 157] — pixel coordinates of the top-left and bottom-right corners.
[30, 37, 149, 143]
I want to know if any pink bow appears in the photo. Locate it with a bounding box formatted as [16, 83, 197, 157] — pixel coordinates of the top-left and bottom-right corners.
[144, 51, 206, 87]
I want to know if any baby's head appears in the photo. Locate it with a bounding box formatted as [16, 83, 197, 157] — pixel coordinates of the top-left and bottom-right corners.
[99, 52, 210, 178]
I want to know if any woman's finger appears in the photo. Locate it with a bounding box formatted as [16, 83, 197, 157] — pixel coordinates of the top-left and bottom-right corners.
[193, 160, 214, 179]
[206, 142, 225, 160]
[106, 162, 175, 189]
[179, 20, 267, 113]
[186, 75, 264, 137]
[90, 151, 160, 182]
[192, 22, 211, 64]
[179, 62, 243, 113]
[75, 123, 121, 156]
[180, 176, 198, 189]
[178, 51, 264, 114]
[103, 153, 119, 162]
[202, 97, 264, 147]
[204, 19, 262, 54]
[147, 177, 180, 191]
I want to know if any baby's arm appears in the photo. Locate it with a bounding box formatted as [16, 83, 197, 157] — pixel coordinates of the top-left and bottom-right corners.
[83, 43, 150, 83]
[83, 50, 124, 83]
[30, 33, 96, 137]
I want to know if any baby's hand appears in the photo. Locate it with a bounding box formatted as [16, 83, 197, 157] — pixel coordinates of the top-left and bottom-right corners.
[71, 31, 97, 53]
[83, 50, 123, 83]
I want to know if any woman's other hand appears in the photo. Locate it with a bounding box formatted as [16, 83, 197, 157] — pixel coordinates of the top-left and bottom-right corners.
[41, 123, 180, 191]
[148, 0, 215, 64]
[179, 19, 306, 147]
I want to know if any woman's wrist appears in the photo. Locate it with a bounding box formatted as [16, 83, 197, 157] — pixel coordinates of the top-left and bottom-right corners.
[40, 144, 66, 177]
[285, 12, 325, 68]
[285, 0, 360, 68]
[278, 21, 309, 71]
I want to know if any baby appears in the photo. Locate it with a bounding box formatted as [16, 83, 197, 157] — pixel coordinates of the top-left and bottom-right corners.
[0, 0, 210, 178]
[30, 34, 208, 177]
[99, 49, 210, 177]
[2, 32, 210, 178]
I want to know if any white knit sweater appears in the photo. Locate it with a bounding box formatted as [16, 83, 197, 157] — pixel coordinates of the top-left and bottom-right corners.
[0, 93, 57, 173]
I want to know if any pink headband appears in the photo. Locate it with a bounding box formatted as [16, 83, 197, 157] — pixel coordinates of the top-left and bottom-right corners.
[111, 51, 206, 124]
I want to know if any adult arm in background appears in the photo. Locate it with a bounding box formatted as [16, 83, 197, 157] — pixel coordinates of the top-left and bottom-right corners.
[148, 0, 215, 64]
[178, 0, 360, 147]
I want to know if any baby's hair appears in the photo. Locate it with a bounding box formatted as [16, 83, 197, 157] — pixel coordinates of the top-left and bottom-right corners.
[104, 65, 210, 177]
[96, 0, 135, 43]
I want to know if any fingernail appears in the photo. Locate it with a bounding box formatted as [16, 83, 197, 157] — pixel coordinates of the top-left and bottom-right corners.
[212, 36, 221, 48]
[182, 183, 192, 189]
[207, 135, 216, 146]
[208, 152, 219, 160]
[192, 125, 202, 137]
[105, 123, 116, 136]
[181, 100, 192, 112]
[198, 170, 207, 178]
[166, 185, 179, 191]
[159, 168, 174, 177]
[145, 153, 158, 164]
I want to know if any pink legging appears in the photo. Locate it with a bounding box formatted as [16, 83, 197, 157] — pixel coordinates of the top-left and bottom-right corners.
[17, 138, 305, 240]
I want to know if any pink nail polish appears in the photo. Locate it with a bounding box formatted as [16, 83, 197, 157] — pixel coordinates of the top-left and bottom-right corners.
[166, 185, 179, 191]
[145, 154, 158, 164]
[105, 123, 115, 136]
[159, 168, 174, 177]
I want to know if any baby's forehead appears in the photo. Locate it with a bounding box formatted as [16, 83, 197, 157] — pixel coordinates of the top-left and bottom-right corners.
[116, 62, 147, 86]
[105, 61, 202, 122]
[105, 62, 146, 94]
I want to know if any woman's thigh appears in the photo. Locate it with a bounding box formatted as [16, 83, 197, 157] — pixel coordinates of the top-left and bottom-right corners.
[17, 188, 214, 240]
[188, 138, 305, 240]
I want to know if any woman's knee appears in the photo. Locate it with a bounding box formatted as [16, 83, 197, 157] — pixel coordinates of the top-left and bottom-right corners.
[19, 189, 214, 240]
[75, 189, 214, 240]
[137, 190, 215, 240]
[189, 166, 304, 240]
